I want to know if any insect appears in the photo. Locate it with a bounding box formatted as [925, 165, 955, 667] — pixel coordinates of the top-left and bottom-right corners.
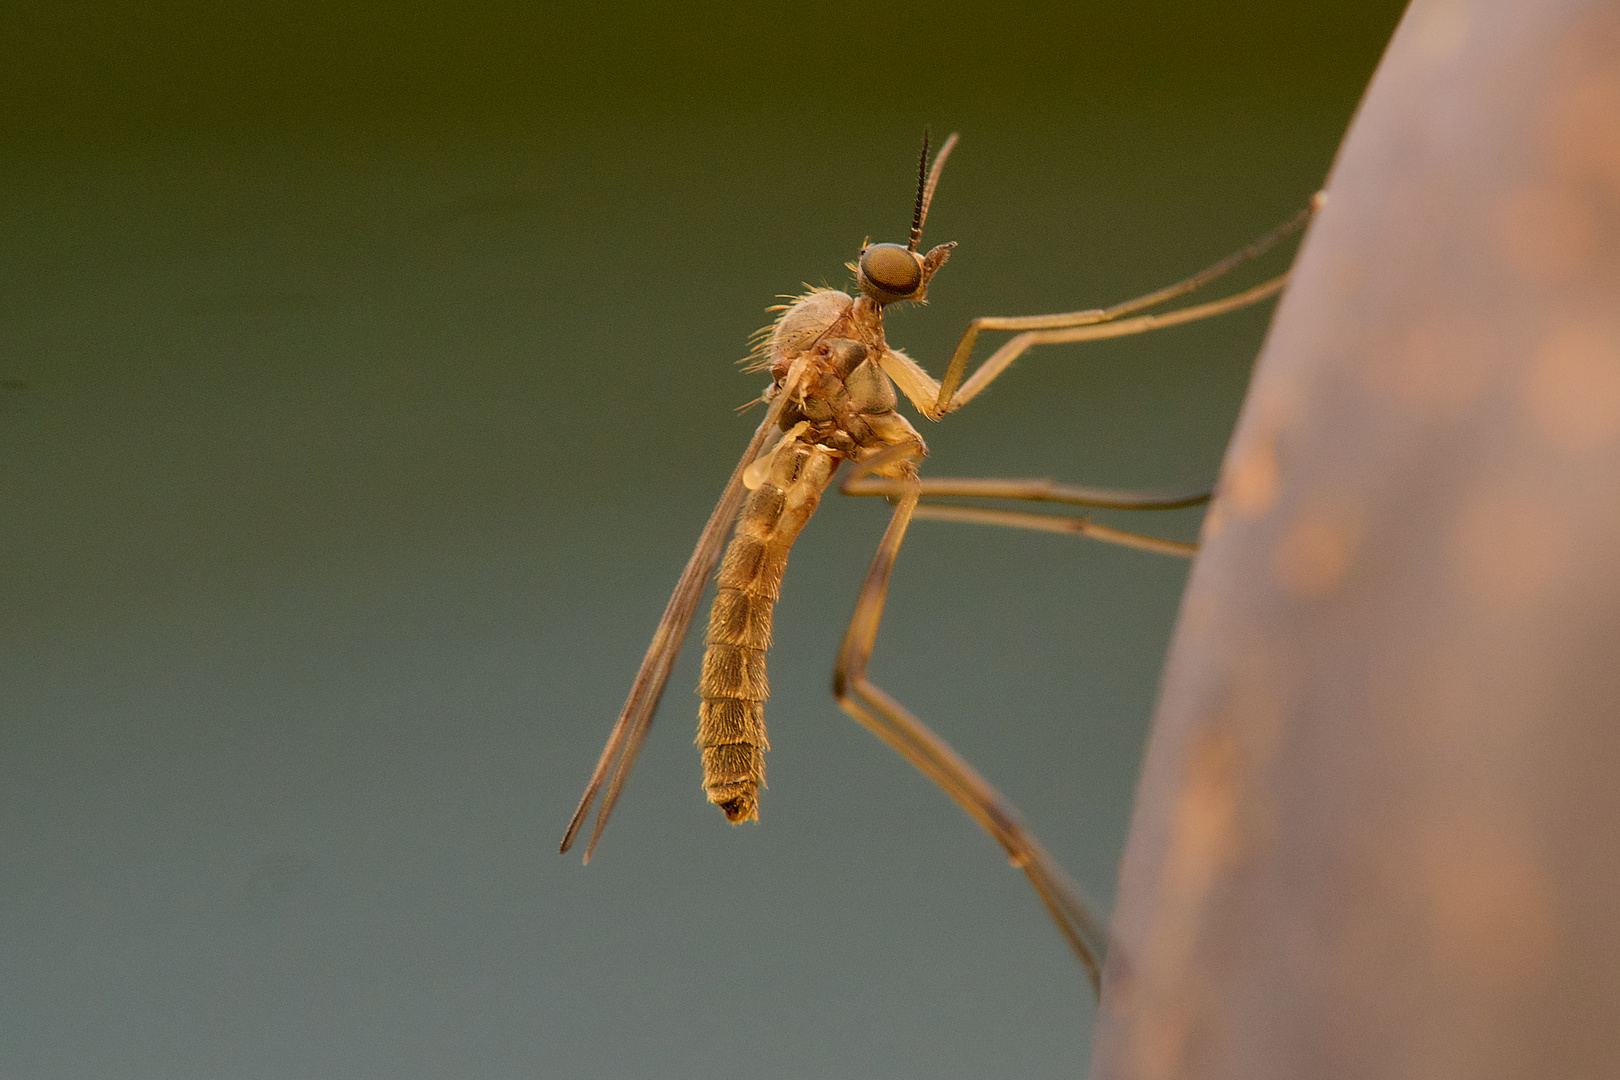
[561, 130, 1312, 993]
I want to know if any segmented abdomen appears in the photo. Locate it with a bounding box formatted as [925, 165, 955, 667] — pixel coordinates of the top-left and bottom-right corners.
[697, 435, 839, 821]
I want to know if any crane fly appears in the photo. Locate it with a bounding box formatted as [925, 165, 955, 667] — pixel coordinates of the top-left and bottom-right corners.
[561, 130, 1314, 993]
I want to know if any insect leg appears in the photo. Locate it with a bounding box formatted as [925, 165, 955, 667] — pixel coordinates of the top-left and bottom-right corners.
[919, 198, 1320, 418]
[830, 460, 1108, 994]
[909, 503, 1196, 558]
[844, 473, 1210, 510]
[843, 473, 1204, 556]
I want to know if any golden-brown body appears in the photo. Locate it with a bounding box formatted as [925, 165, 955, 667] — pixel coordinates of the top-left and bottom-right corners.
[561, 130, 1309, 990]
[697, 288, 928, 820]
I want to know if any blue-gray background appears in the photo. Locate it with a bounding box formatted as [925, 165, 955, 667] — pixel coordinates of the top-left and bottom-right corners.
[1, 3, 1402, 1076]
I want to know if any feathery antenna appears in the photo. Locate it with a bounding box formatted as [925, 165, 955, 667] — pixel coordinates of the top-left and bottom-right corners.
[907, 129, 931, 252]
[908, 128, 960, 253]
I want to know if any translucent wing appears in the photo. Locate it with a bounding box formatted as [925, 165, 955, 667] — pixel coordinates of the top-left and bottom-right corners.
[560, 359, 808, 861]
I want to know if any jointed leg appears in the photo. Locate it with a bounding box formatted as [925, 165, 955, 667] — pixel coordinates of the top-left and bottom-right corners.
[844, 473, 1205, 558]
[941, 274, 1287, 415]
[844, 473, 1210, 510]
[911, 503, 1196, 558]
[878, 199, 1319, 419]
[931, 200, 1317, 414]
[831, 461, 1109, 994]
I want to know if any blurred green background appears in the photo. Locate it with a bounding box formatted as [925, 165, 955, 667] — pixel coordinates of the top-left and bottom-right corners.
[1, 2, 1404, 1076]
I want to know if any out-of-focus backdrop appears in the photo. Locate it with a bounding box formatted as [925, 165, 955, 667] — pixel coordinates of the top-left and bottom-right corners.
[1, 3, 1404, 1076]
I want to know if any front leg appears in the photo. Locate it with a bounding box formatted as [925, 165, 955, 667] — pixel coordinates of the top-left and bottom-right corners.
[924, 201, 1317, 418]
[874, 347, 944, 418]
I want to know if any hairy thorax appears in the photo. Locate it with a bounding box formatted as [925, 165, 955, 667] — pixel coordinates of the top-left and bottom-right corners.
[762, 290, 926, 472]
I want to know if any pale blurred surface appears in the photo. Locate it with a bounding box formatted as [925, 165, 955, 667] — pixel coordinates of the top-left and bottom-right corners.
[1094, 1, 1620, 1077]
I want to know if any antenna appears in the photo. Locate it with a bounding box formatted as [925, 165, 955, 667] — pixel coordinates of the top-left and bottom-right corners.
[907, 129, 931, 252]
[908, 128, 959, 253]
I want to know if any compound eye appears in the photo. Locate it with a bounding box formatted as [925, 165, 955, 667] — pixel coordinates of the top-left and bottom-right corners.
[859, 243, 924, 298]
